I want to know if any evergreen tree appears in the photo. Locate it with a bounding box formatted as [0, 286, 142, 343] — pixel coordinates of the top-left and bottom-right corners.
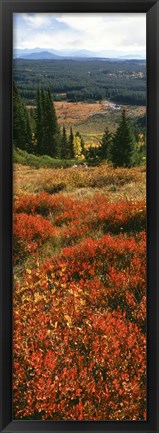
[99, 127, 112, 160]
[85, 145, 99, 162]
[13, 81, 33, 152]
[29, 107, 36, 134]
[61, 125, 68, 159]
[111, 110, 135, 167]
[25, 112, 33, 153]
[35, 87, 44, 155]
[81, 137, 85, 155]
[45, 89, 58, 157]
[68, 127, 74, 158]
[13, 81, 21, 147]
[35, 87, 60, 157]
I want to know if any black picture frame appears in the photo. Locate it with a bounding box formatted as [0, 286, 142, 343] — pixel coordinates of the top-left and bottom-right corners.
[0, 1, 159, 432]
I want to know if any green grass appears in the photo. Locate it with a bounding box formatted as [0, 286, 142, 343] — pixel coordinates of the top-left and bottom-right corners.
[71, 106, 146, 143]
[13, 148, 85, 169]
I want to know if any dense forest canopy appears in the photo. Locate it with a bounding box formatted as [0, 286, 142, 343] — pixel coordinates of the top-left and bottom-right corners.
[13, 58, 146, 106]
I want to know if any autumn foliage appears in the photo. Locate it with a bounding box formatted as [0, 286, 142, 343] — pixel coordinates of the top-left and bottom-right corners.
[13, 213, 55, 260]
[13, 187, 146, 420]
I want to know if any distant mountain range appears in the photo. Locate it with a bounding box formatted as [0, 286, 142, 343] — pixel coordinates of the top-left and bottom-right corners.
[13, 47, 146, 61]
[19, 51, 62, 60]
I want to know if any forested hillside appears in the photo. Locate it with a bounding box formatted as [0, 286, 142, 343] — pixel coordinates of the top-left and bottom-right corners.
[13, 58, 146, 105]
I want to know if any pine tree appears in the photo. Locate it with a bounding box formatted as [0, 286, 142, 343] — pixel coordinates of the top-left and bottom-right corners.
[45, 89, 58, 157]
[25, 111, 33, 153]
[35, 87, 44, 155]
[13, 81, 21, 147]
[99, 127, 112, 160]
[68, 127, 74, 158]
[61, 125, 68, 159]
[29, 107, 36, 134]
[13, 81, 33, 152]
[111, 110, 135, 167]
[35, 87, 59, 157]
[86, 145, 99, 162]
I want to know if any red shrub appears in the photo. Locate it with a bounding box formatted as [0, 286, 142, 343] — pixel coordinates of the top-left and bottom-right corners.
[13, 268, 146, 420]
[14, 193, 146, 234]
[13, 213, 55, 261]
[13, 191, 146, 420]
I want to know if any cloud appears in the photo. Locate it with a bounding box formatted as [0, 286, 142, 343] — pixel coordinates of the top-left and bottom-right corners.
[21, 13, 51, 28]
[57, 13, 146, 51]
[13, 13, 80, 50]
[13, 12, 146, 56]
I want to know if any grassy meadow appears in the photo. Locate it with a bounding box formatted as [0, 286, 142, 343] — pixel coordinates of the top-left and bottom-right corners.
[28, 99, 146, 145]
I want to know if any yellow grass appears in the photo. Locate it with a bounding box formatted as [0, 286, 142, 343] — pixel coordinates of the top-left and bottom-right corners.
[13, 162, 146, 202]
[28, 101, 145, 127]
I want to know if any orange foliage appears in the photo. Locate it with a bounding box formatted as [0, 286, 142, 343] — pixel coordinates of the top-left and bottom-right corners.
[13, 191, 146, 420]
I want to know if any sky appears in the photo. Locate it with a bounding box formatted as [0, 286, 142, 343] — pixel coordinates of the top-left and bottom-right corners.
[13, 13, 146, 58]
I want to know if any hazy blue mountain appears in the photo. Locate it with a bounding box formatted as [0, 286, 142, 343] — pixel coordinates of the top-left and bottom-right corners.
[13, 47, 146, 61]
[70, 49, 97, 57]
[19, 51, 63, 60]
[13, 48, 42, 58]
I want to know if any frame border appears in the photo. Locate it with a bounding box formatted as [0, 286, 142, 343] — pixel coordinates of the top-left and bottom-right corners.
[0, 1, 159, 432]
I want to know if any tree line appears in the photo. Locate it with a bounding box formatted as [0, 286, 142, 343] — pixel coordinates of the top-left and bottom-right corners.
[13, 82, 85, 160]
[13, 82, 145, 167]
